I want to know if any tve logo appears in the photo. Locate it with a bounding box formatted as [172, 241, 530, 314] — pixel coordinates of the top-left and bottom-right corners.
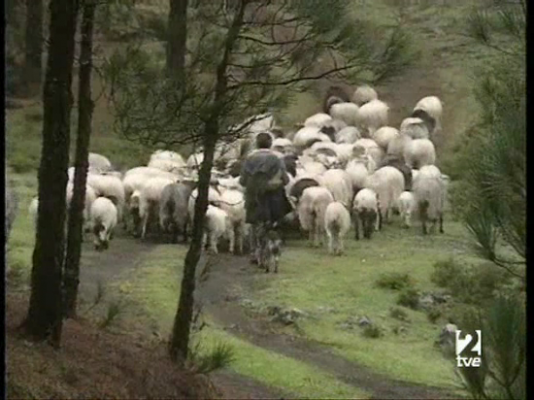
[455, 330, 482, 368]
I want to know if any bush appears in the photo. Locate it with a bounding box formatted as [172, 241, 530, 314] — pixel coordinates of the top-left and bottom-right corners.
[389, 306, 410, 322]
[426, 306, 442, 324]
[362, 324, 383, 339]
[375, 272, 415, 291]
[431, 258, 513, 306]
[187, 341, 235, 374]
[397, 288, 420, 310]
[455, 294, 525, 399]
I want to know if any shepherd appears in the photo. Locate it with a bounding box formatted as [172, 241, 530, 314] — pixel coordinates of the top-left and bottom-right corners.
[239, 132, 292, 266]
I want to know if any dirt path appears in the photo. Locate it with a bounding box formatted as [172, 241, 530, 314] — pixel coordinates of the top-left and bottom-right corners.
[78, 232, 286, 400]
[197, 254, 456, 400]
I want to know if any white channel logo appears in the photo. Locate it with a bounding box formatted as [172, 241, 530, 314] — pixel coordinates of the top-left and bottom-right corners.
[455, 330, 482, 368]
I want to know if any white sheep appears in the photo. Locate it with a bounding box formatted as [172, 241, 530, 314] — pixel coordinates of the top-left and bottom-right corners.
[320, 169, 354, 209]
[335, 126, 361, 144]
[398, 191, 416, 228]
[335, 143, 356, 167]
[387, 133, 412, 160]
[147, 158, 187, 174]
[413, 96, 443, 133]
[159, 181, 195, 243]
[345, 159, 371, 193]
[219, 188, 246, 255]
[299, 158, 328, 176]
[356, 99, 389, 137]
[353, 138, 384, 166]
[138, 176, 175, 239]
[203, 205, 229, 254]
[304, 113, 333, 129]
[86, 173, 125, 222]
[329, 102, 360, 127]
[324, 201, 351, 255]
[297, 186, 334, 247]
[293, 126, 332, 150]
[352, 84, 378, 106]
[150, 150, 186, 166]
[364, 166, 405, 225]
[352, 188, 380, 239]
[412, 173, 446, 235]
[90, 197, 118, 251]
[66, 182, 97, 231]
[372, 126, 399, 150]
[404, 138, 436, 169]
[188, 186, 222, 223]
[272, 137, 294, 154]
[88, 152, 112, 172]
[400, 117, 430, 140]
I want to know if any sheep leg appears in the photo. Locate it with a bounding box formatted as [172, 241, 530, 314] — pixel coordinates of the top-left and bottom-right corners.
[140, 212, 149, 240]
[313, 222, 321, 248]
[327, 231, 334, 254]
[422, 219, 428, 235]
[439, 213, 444, 234]
[378, 209, 383, 231]
[227, 225, 235, 254]
[209, 232, 219, 254]
[339, 237, 344, 256]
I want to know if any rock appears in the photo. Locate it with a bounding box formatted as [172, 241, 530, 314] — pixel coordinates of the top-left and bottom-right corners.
[239, 298, 255, 308]
[358, 316, 372, 327]
[435, 323, 458, 347]
[271, 307, 306, 325]
[267, 305, 282, 316]
[418, 293, 435, 310]
[432, 292, 451, 304]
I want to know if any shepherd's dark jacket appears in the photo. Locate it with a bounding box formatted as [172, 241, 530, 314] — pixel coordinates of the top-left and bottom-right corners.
[239, 149, 292, 225]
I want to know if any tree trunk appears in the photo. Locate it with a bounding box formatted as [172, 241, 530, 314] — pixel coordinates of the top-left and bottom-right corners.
[22, 0, 79, 346]
[24, 0, 44, 95]
[168, 134, 217, 364]
[64, 0, 96, 319]
[168, 0, 247, 364]
[166, 0, 188, 83]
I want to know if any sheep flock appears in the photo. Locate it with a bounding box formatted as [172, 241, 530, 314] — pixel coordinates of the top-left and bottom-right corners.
[26, 85, 450, 272]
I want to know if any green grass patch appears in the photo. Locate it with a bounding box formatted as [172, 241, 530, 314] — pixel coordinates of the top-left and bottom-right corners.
[196, 326, 368, 399]
[242, 221, 476, 389]
[6, 173, 39, 285]
[116, 245, 368, 398]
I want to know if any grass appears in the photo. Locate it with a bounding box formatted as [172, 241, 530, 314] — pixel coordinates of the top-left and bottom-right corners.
[114, 245, 369, 398]
[197, 327, 368, 399]
[6, 172, 39, 285]
[242, 221, 478, 389]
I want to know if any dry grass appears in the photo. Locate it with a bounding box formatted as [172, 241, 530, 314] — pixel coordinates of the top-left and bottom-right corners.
[6, 291, 220, 400]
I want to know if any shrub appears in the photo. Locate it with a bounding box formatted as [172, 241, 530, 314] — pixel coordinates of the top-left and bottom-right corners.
[426, 306, 442, 324]
[397, 288, 420, 310]
[432, 258, 513, 306]
[362, 324, 383, 339]
[389, 306, 410, 322]
[187, 341, 235, 374]
[375, 272, 415, 291]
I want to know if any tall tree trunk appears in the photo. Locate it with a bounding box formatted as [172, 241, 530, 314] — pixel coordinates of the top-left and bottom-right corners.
[64, 0, 96, 319]
[166, 0, 188, 83]
[168, 0, 247, 364]
[22, 0, 79, 346]
[24, 0, 44, 95]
